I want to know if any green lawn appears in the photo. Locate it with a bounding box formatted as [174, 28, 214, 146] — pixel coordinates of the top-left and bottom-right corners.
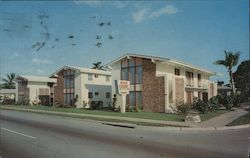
[0, 105, 230, 122]
[227, 110, 250, 126]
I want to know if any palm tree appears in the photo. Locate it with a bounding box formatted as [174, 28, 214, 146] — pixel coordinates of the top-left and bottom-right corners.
[92, 61, 105, 70]
[214, 51, 240, 93]
[2, 73, 16, 89]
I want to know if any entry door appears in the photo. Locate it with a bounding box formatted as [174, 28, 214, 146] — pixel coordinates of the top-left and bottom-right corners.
[202, 92, 208, 102]
[186, 91, 193, 104]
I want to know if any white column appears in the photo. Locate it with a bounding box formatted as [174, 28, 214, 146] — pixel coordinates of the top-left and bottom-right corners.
[164, 75, 169, 113]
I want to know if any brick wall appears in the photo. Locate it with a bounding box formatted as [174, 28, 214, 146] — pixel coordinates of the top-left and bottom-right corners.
[54, 71, 64, 105]
[142, 59, 165, 112]
[175, 78, 184, 106]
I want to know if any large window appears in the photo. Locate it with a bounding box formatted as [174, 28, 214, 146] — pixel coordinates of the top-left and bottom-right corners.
[63, 69, 75, 105]
[121, 57, 143, 109]
[121, 57, 142, 84]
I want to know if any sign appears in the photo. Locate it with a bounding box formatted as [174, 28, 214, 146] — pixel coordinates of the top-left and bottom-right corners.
[115, 80, 130, 95]
[115, 80, 130, 113]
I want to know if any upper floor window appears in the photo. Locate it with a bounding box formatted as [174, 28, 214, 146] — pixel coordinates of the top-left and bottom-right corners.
[106, 76, 110, 82]
[88, 74, 93, 81]
[121, 57, 142, 84]
[175, 69, 180, 76]
[185, 71, 194, 86]
[94, 74, 99, 78]
[95, 92, 99, 96]
[198, 74, 201, 87]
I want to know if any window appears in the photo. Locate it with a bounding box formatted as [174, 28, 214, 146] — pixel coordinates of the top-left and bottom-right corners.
[106, 92, 110, 98]
[94, 74, 98, 78]
[185, 71, 194, 87]
[88, 74, 93, 80]
[135, 66, 142, 84]
[106, 76, 110, 82]
[121, 57, 142, 84]
[63, 69, 75, 105]
[95, 92, 99, 96]
[88, 92, 93, 99]
[121, 68, 128, 80]
[175, 69, 180, 76]
[198, 74, 201, 87]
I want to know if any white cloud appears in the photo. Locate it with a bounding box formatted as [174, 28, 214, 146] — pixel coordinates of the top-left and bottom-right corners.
[32, 58, 53, 64]
[9, 52, 21, 59]
[35, 69, 45, 75]
[74, 0, 102, 6]
[112, 1, 129, 8]
[132, 8, 149, 23]
[132, 5, 179, 23]
[149, 5, 179, 18]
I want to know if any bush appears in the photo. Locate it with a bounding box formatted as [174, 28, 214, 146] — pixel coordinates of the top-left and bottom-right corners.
[231, 93, 241, 107]
[192, 98, 208, 114]
[177, 103, 192, 114]
[90, 100, 103, 110]
[217, 94, 233, 110]
[2, 98, 15, 105]
[208, 96, 220, 111]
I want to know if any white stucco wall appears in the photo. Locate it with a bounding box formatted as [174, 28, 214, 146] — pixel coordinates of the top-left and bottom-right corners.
[110, 62, 121, 96]
[27, 81, 50, 102]
[74, 72, 112, 108]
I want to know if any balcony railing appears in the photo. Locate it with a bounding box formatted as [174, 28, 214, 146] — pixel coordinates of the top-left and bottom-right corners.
[185, 82, 208, 90]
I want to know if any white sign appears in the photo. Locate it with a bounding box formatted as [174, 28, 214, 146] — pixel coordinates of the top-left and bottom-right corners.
[115, 80, 130, 95]
[115, 80, 130, 113]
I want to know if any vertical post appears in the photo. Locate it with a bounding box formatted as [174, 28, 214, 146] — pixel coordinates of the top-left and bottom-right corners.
[121, 93, 127, 113]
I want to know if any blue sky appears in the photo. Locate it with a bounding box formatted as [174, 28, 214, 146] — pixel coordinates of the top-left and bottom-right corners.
[0, 0, 249, 83]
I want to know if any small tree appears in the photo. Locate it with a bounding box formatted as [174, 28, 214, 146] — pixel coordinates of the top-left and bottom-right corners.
[92, 61, 105, 70]
[214, 51, 240, 94]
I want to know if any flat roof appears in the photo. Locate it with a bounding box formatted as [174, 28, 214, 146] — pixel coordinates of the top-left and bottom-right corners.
[0, 89, 16, 94]
[16, 75, 57, 83]
[105, 53, 216, 76]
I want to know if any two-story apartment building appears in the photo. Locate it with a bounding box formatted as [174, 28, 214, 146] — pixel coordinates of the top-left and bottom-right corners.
[50, 66, 112, 108]
[15, 75, 57, 105]
[106, 53, 217, 113]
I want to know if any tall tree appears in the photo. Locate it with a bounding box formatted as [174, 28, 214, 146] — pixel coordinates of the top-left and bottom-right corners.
[2, 73, 16, 89]
[92, 61, 104, 70]
[233, 60, 250, 100]
[214, 51, 240, 93]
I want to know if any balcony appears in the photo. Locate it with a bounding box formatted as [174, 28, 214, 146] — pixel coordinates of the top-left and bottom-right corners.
[185, 81, 208, 91]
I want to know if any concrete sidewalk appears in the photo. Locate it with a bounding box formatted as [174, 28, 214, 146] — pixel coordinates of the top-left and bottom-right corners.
[194, 107, 249, 128]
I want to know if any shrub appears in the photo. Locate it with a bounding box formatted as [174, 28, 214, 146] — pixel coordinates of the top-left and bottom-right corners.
[231, 93, 241, 107]
[177, 103, 192, 114]
[2, 98, 15, 105]
[208, 96, 220, 111]
[217, 94, 233, 110]
[90, 100, 103, 110]
[192, 97, 208, 114]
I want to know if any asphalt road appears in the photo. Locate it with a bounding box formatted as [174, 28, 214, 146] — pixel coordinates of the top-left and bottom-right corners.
[0, 110, 249, 158]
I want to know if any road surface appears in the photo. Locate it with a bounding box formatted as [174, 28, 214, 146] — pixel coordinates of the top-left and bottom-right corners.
[0, 109, 249, 158]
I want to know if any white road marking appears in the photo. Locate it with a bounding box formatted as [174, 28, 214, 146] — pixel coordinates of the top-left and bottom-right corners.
[1, 128, 37, 139]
